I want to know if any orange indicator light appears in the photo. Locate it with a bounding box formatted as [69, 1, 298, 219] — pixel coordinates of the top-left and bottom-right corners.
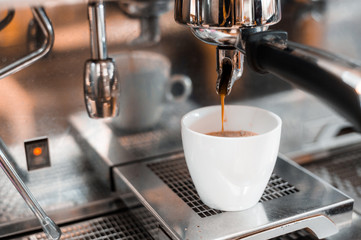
[33, 147, 42, 156]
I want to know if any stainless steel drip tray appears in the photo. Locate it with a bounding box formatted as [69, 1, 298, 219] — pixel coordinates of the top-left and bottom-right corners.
[113, 153, 353, 240]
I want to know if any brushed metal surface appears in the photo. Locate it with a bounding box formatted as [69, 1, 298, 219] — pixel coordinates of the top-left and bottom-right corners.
[113, 154, 353, 240]
[0, 135, 120, 238]
[69, 100, 199, 189]
[304, 143, 361, 214]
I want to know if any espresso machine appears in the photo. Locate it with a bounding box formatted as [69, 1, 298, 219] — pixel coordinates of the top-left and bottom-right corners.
[1, 0, 361, 239]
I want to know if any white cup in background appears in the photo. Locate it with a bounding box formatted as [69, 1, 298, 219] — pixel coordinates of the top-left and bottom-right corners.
[181, 105, 282, 211]
[112, 51, 192, 130]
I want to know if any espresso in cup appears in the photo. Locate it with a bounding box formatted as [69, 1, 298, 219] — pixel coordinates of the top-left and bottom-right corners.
[210, 93, 258, 137]
[207, 130, 258, 137]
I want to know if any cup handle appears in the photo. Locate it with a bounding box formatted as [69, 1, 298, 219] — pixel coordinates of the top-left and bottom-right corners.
[165, 74, 192, 102]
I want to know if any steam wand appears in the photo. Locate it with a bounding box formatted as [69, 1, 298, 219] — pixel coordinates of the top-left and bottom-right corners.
[0, 139, 61, 239]
[84, 0, 120, 118]
[243, 30, 361, 131]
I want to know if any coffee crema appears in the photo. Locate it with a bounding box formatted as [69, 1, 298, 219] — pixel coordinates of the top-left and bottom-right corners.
[207, 130, 258, 137]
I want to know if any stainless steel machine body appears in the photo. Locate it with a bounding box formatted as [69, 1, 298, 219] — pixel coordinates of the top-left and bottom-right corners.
[1, 0, 361, 239]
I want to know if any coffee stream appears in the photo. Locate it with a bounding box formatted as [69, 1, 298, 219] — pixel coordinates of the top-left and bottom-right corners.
[207, 94, 258, 137]
[221, 93, 225, 132]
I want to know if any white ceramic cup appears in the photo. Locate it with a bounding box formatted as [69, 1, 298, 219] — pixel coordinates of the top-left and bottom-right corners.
[181, 105, 282, 211]
[112, 51, 192, 130]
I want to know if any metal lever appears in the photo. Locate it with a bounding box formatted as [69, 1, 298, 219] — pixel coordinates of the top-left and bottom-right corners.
[84, 0, 120, 118]
[0, 139, 61, 239]
[0, 7, 54, 80]
[245, 30, 361, 131]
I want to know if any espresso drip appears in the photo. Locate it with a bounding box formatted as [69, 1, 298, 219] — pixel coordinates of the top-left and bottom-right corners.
[215, 94, 258, 137]
[221, 93, 225, 132]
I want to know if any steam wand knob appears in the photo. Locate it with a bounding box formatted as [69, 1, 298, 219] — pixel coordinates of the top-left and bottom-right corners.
[84, 0, 120, 118]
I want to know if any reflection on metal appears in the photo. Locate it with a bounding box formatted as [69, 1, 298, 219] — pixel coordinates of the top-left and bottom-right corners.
[0, 7, 54, 79]
[216, 47, 244, 95]
[174, 0, 281, 50]
[114, 153, 353, 240]
[118, 0, 172, 45]
[270, 229, 318, 240]
[0, 9, 15, 31]
[174, 0, 281, 29]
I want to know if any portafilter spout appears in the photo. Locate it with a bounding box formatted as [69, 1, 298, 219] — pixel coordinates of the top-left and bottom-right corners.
[175, 0, 281, 95]
[216, 47, 244, 96]
[84, 0, 120, 118]
[175, 0, 361, 131]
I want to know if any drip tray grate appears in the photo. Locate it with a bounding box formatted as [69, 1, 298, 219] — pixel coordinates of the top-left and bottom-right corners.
[114, 154, 353, 240]
[304, 144, 361, 213]
[19, 206, 318, 240]
[148, 159, 299, 218]
[260, 174, 299, 201]
[19, 207, 158, 240]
